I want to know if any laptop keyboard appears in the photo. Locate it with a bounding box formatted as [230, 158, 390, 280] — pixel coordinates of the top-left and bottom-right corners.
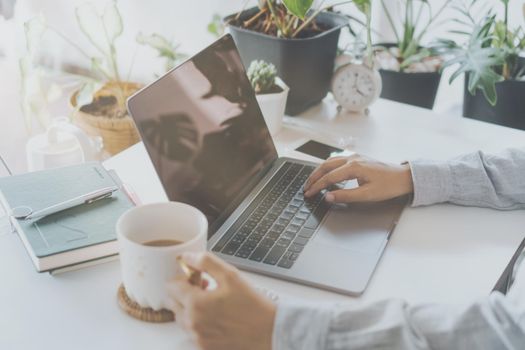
[212, 162, 330, 269]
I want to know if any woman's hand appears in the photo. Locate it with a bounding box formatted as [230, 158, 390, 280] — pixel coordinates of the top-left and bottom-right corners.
[304, 154, 414, 203]
[170, 252, 276, 350]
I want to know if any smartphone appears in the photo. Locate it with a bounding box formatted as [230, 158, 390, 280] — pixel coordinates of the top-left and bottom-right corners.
[295, 140, 347, 160]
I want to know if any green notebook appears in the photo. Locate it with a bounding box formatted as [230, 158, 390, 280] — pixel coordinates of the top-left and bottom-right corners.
[0, 162, 134, 272]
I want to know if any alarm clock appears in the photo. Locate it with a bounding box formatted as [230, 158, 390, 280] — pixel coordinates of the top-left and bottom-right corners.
[331, 54, 382, 114]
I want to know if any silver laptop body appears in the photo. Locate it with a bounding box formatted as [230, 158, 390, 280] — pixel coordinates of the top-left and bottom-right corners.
[127, 34, 406, 295]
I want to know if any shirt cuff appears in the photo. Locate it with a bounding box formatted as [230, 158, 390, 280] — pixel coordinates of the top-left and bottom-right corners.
[273, 301, 333, 350]
[408, 160, 453, 207]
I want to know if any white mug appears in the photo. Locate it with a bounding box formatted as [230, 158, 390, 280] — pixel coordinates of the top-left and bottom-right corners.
[116, 202, 208, 311]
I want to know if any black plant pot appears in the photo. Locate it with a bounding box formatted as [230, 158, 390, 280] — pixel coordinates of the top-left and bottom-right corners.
[225, 8, 348, 115]
[463, 77, 525, 130]
[376, 43, 441, 109]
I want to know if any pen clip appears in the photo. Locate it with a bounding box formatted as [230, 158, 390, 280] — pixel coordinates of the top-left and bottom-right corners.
[176, 256, 202, 286]
[85, 191, 114, 204]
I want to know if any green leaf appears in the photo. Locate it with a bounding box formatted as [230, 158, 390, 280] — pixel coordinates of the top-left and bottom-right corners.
[207, 14, 224, 38]
[354, 0, 372, 14]
[442, 17, 505, 106]
[103, 2, 123, 44]
[282, 0, 314, 19]
[76, 80, 102, 108]
[24, 15, 47, 57]
[137, 32, 173, 55]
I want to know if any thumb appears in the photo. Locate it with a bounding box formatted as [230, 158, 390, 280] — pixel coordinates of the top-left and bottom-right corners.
[181, 252, 237, 284]
[325, 187, 369, 203]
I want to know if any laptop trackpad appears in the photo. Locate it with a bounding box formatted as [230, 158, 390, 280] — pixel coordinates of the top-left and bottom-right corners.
[313, 203, 396, 254]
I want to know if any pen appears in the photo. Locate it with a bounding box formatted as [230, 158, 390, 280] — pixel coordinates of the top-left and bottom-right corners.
[22, 186, 118, 221]
[176, 256, 202, 286]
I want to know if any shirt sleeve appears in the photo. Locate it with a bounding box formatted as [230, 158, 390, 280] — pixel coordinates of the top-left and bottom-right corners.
[273, 251, 525, 350]
[409, 148, 525, 209]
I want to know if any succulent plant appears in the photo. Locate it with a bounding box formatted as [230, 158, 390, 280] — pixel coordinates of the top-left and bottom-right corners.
[247, 60, 278, 94]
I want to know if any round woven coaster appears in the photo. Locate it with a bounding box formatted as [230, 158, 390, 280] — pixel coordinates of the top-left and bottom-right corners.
[117, 284, 175, 323]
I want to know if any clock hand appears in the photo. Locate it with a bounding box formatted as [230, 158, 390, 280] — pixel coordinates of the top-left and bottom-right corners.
[353, 84, 365, 96]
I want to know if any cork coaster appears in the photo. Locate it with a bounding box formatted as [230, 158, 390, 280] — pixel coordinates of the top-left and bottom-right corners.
[117, 284, 175, 323]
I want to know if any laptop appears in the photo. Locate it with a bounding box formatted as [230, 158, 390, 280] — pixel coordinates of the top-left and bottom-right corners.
[127, 34, 407, 295]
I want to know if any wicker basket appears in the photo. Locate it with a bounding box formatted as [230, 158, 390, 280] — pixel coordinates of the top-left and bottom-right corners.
[71, 82, 142, 156]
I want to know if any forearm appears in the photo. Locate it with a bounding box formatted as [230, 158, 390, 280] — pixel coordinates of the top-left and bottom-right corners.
[273, 287, 525, 350]
[409, 148, 525, 210]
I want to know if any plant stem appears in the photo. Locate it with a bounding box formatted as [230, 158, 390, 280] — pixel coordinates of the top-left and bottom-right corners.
[504, 0, 508, 45]
[47, 25, 112, 81]
[291, 0, 357, 38]
[235, 0, 251, 21]
[364, 3, 373, 67]
[266, 0, 286, 36]
[47, 26, 92, 61]
[380, 0, 400, 43]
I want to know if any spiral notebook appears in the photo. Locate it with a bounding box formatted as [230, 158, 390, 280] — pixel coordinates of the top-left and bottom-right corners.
[0, 162, 135, 273]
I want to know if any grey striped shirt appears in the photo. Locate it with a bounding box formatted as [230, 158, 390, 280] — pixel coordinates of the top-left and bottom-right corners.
[273, 148, 525, 350]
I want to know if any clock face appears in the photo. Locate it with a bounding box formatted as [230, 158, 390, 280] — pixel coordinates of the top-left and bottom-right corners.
[331, 63, 382, 112]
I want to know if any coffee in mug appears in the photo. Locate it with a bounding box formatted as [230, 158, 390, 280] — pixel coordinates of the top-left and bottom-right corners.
[143, 239, 183, 247]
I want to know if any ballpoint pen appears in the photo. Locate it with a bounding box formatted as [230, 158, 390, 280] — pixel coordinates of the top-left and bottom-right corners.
[11, 186, 119, 221]
[176, 256, 202, 286]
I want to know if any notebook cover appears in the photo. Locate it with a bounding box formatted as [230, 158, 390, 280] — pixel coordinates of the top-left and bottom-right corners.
[0, 162, 133, 258]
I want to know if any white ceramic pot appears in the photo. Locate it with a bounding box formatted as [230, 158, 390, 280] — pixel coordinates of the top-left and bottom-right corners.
[255, 78, 289, 136]
[26, 117, 103, 172]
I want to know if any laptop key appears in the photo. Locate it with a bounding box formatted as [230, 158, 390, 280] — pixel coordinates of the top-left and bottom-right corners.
[282, 230, 296, 240]
[249, 246, 270, 262]
[289, 252, 300, 261]
[289, 243, 304, 253]
[277, 258, 294, 269]
[222, 241, 241, 255]
[281, 211, 294, 220]
[267, 230, 281, 240]
[287, 224, 301, 233]
[304, 203, 330, 230]
[291, 218, 306, 226]
[293, 236, 309, 246]
[235, 248, 252, 259]
[272, 224, 286, 233]
[277, 218, 289, 226]
[263, 245, 287, 265]
[231, 233, 247, 244]
[276, 238, 292, 247]
[298, 227, 315, 238]
[259, 238, 275, 248]
[295, 211, 309, 220]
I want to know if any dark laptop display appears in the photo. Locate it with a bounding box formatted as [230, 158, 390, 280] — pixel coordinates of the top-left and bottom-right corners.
[128, 36, 277, 235]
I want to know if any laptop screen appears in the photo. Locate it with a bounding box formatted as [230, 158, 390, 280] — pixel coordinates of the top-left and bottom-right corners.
[128, 35, 278, 237]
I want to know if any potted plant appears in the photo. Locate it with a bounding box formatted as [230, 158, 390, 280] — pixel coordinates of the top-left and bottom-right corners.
[223, 0, 349, 115]
[247, 60, 289, 135]
[435, 0, 525, 130]
[373, 0, 451, 109]
[21, 2, 142, 156]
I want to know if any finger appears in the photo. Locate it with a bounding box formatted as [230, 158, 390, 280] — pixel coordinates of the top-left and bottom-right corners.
[181, 252, 237, 285]
[169, 277, 201, 305]
[305, 163, 360, 197]
[325, 187, 370, 203]
[304, 157, 347, 191]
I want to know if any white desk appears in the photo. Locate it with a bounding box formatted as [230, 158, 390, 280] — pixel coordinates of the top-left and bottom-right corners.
[2, 98, 525, 350]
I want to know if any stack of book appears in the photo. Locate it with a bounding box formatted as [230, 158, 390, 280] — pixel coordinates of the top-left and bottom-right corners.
[0, 162, 135, 273]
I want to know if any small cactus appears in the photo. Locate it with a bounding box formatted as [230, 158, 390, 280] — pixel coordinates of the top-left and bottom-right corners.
[247, 60, 278, 94]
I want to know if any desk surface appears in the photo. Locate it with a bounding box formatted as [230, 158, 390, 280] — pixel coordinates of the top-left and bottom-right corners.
[2, 98, 525, 350]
